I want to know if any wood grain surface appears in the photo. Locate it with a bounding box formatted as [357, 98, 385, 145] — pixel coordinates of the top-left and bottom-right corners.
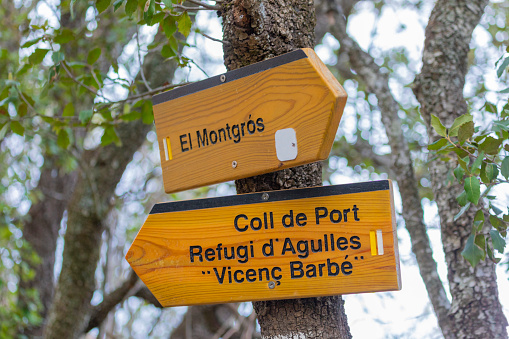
[126, 181, 401, 307]
[152, 48, 347, 193]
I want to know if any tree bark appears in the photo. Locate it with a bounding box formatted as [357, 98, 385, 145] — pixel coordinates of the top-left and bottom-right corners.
[413, 0, 508, 337]
[221, 0, 352, 337]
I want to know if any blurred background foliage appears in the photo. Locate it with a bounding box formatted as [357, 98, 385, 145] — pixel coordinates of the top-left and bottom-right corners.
[0, 0, 508, 337]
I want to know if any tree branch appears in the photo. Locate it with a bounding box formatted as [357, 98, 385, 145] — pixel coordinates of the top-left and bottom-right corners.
[186, 0, 221, 10]
[315, 0, 453, 336]
[412, 0, 508, 337]
[86, 271, 139, 332]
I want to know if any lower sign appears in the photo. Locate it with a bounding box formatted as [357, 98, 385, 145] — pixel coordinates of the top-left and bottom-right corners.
[126, 180, 401, 307]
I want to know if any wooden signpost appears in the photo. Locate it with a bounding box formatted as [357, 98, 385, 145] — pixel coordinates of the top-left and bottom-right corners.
[126, 180, 401, 307]
[152, 48, 347, 193]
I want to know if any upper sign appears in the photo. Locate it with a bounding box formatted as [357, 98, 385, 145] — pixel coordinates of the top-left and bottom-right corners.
[152, 48, 347, 193]
[126, 180, 401, 307]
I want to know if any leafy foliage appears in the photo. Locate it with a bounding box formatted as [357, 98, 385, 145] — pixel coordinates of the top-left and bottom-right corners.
[0, 0, 199, 151]
[428, 55, 509, 267]
[0, 0, 206, 334]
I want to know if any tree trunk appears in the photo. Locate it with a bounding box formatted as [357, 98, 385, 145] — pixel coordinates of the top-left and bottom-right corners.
[413, 0, 508, 337]
[221, 0, 352, 337]
[43, 32, 179, 338]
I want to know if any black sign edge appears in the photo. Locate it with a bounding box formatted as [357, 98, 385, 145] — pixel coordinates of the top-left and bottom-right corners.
[152, 49, 308, 105]
[150, 180, 391, 215]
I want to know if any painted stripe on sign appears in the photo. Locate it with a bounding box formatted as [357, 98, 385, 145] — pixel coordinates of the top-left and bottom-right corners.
[370, 230, 377, 256]
[377, 229, 384, 255]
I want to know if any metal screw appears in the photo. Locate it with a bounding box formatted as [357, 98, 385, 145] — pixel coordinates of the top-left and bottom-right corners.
[268, 281, 275, 289]
[261, 192, 269, 201]
[232, 160, 237, 168]
[220, 74, 226, 82]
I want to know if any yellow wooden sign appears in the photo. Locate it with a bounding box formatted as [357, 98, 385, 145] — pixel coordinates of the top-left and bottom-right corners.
[126, 180, 401, 307]
[152, 48, 347, 193]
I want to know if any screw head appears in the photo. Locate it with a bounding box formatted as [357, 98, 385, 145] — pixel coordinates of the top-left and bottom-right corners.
[220, 74, 226, 82]
[268, 281, 275, 289]
[232, 160, 237, 168]
[261, 192, 269, 201]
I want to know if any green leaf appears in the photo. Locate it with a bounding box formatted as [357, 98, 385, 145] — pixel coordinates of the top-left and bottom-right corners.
[168, 35, 178, 53]
[474, 209, 485, 231]
[484, 163, 499, 182]
[490, 204, 503, 216]
[464, 176, 480, 205]
[161, 44, 176, 58]
[490, 230, 506, 253]
[461, 233, 485, 267]
[17, 63, 32, 76]
[486, 245, 501, 263]
[496, 56, 509, 78]
[52, 51, 65, 64]
[101, 125, 121, 146]
[456, 190, 468, 206]
[454, 202, 471, 221]
[470, 151, 484, 175]
[163, 16, 177, 39]
[474, 234, 486, 254]
[474, 209, 485, 223]
[500, 87, 509, 94]
[113, 0, 124, 11]
[428, 138, 448, 151]
[0, 122, 10, 140]
[63, 102, 74, 117]
[96, 0, 111, 13]
[479, 136, 502, 155]
[454, 165, 465, 182]
[141, 100, 153, 124]
[449, 114, 473, 137]
[17, 102, 27, 117]
[151, 12, 165, 25]
[11, 120, 24, 136]
[125, 0, 138, 16]
[120, 111, 141, 121]
[490, 215, 507, 235]
[143, 0, 155, 25]
[57, 129, 70, 149]
[29, 49, 50, 65]
[21, 37, 42, 48]
[87, 48, 102, 65]
[458, 156, 469, 172]
[54, 29, 75, 44]
[79, 110, 93, 124]
[458, 121, 474, 144]
[162, 0, 172, 8]
[177, 12, 192, 37]
[501, 156, 509, 179]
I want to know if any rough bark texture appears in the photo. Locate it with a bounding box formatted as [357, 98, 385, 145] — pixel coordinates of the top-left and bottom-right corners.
[43, 121, 152, 339]
[221, 1, 352, 337]
[43, 33, 178, 338]
[315, 1, 453, 337]
[21, 165, 77, 316]
[413, 0, 508, 337]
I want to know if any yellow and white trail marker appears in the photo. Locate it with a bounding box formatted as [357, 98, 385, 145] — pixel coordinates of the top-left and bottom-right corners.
[152, 48, 347, 193]
[126, 180, 401, 307]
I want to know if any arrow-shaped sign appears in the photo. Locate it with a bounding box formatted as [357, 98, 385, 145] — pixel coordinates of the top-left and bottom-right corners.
[152, 48, 347, 193]
[126, 180, 401, 307]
